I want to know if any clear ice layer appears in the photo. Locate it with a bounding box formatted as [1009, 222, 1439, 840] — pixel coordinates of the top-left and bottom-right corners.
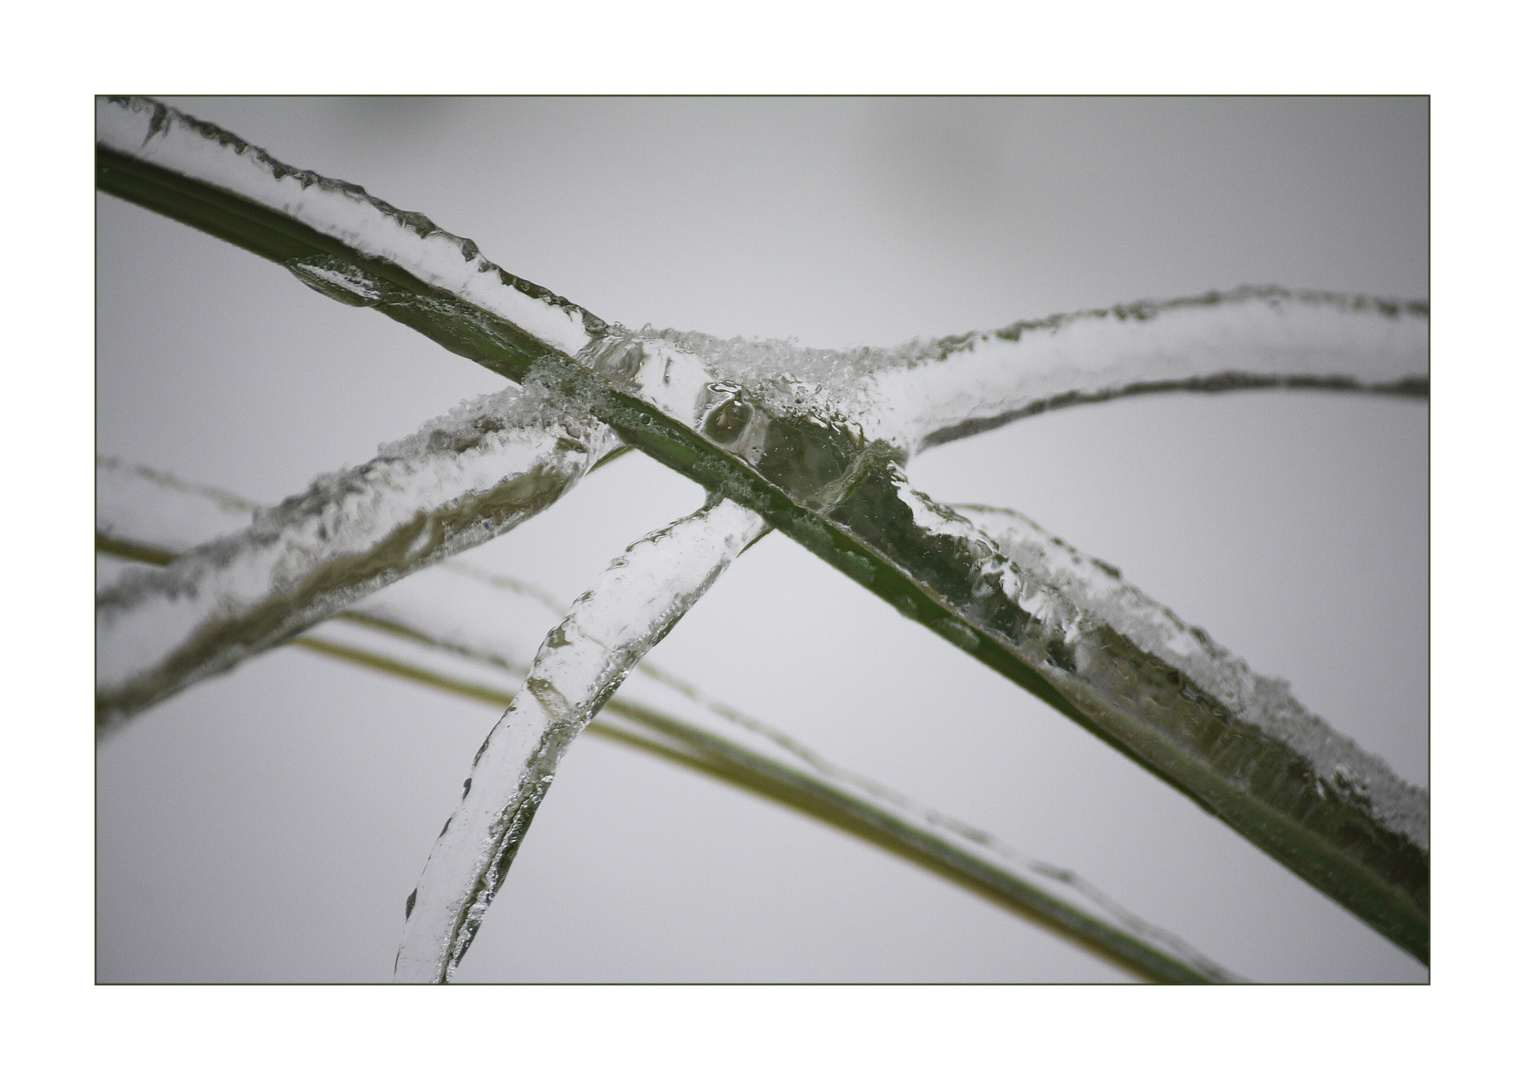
[99, 97, 1429, 960]
[956, 504, 1429, 851]
[589, 288, 1428, 458]
[100, 465, 1238, 981]
[95, 376, 620, 729]
[392, 498, 769, 983]
[98, 97, 597, 358]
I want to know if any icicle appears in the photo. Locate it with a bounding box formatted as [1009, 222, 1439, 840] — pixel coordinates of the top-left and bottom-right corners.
[392, 498, 769, 983]
[95, 377, 621, 732]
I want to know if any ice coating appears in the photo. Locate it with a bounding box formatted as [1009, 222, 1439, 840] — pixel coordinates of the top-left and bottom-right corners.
[873, 471, 1430, 859]
[96, 377, 621, 731]
[97, 97, 595, 357]
[597, 289, 1428, 458]
[956, 505, 1429, 851]
[98, 99, 1429, 957]
[97, 100, 1426, 488]
[393, 498, 769, 983]
[813, 462, 1428, 953]
[874, 289, 1429, 451]
[99, 468, 1236, 981]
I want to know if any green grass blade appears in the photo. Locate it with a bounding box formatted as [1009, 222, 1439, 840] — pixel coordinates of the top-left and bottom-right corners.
[95, 387, 618, 735]
[97, 97, 1426, 961]
[99, 529, 1239, 983]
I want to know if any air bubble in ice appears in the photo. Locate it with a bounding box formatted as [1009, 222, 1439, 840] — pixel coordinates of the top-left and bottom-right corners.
[704, 398, 753, 444]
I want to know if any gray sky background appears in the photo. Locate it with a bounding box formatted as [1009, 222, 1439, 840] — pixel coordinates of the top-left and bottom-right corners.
[96, 97, 1427, 983]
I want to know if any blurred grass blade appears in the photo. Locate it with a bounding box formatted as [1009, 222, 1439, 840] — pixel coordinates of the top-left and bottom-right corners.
[99, 496, 1240, 983]
[98, 97, 1427, 961]
[95, 381, 619, 736]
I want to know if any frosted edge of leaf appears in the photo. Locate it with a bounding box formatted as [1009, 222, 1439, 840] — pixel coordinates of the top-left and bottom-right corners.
[953, 502, 1428, 852]
[95, 376, 621, 725]
[393, 498, 769, 983]
[96, 96, 594, 357]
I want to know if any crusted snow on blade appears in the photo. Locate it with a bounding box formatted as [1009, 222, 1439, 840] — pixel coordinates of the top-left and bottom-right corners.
[393, 498, 769, 983]
[97, 97, 593, 357]
[95, 376, 621, 726]
[958, 504, 1429, 852]
[876, 289, 1429, 452]
[585, 289, 1428, 458]
[99, 481, 1238, 982]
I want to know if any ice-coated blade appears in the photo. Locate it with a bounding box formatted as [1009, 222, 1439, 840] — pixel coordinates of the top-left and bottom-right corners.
[99, 474, 1240, 981]
[956, 503, 1428, 850]
[392, 498, 769, 983]
[98, 100, 1426, 473]
[823, 468, 1429, 957]
[97, 97, 599, 358]
[98, 98, 1428, 960]
[95, 377, 620, 733]
[878, 288, 1428, 452]
[586, 287, 1426, 458]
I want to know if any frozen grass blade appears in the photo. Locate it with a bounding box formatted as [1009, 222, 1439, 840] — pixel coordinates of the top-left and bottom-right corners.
[870, 288, 1426, 452]
[98, 97, 1428, 960]
[95, 380, 618, 734]
[617, 286, 1427, 455]
[393, 498, 769, 982]
[822, 468, 1429, 960]
[99, 487, 1239, 983]
[954, 501, 1428, 854]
